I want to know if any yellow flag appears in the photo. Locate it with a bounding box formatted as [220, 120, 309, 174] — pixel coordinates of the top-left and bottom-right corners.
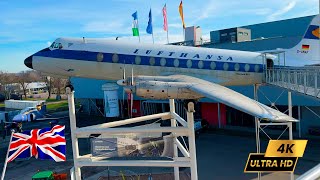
[179, 0, 186, 29]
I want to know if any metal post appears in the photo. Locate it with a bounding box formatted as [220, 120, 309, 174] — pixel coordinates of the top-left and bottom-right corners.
[170, 99, 180, 180]
[254, 84, 260, 153]
[298, 106, 301, 138]
[315, 72, 318, 97]
[187, 102, 198, 180]
[217, 103, 221, 128]
[304, 72, 307, 94]
[288, 122, 294, 180]
[284, 51, 286, 66]
[254, 84, 261, 180]
[288, 91, 292, 117]
[67, 88, 81, 180]
[294, 72, 298, 91]
[1, 131, 14, 180]
[288, 90, 294, 180]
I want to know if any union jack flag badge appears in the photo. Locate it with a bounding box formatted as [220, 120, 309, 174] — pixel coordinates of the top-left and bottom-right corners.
[7, 125, 66, 162]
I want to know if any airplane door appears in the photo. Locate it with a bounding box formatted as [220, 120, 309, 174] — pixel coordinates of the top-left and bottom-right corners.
[266, 59, 274, 69]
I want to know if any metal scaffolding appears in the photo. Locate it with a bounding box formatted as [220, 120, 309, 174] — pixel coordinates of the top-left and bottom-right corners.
[254, 84, 295, 180]
[66, 88, 198, 180]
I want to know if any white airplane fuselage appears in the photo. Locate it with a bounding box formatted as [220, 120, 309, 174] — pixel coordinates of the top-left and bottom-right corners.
[24, 15, 319, 86]
[27, 38, 267, 86]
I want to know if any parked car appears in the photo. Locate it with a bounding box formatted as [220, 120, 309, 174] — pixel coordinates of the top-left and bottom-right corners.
[10, 94, 21, 100]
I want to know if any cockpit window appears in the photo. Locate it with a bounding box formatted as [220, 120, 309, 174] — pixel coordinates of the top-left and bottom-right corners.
[50, 42, 63, 49]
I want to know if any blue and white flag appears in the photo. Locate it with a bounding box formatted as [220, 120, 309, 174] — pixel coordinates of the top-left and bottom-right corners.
[146, 9, 153, 34]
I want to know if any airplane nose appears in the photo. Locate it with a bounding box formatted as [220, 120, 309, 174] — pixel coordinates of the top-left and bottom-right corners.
[24, 55, 33, 69]
[24, 47, 49, 69]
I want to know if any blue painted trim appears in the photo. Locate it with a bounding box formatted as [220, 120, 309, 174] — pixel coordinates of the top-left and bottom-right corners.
[35, 49, 264, 73]
[304, 25, 319, 40]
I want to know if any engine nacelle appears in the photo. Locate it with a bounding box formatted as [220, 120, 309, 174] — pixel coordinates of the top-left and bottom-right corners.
[134, 81, 203, 100]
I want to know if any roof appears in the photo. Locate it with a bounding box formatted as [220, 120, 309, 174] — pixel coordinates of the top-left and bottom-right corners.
[208, 15, 316, 50]
[203, 36, 301, 51]
[241, 15, 316, 39]
[26, 82, 47, 89]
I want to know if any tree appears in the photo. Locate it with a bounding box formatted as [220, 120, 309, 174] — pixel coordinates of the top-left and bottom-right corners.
[53, 77, 68, 100]
[40, 73, 68, 100]
[16, 70, 41, 99]
[0, 71, 17, 99]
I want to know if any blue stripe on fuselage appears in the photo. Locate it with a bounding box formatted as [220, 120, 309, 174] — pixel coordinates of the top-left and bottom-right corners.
[35, 49, 264, 73]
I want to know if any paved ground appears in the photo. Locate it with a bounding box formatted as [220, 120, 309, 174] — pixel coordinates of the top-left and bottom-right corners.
[0, 112, 319, 180]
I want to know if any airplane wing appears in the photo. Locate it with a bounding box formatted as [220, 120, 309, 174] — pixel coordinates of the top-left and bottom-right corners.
[171, 75, 297, 122]
[126, 75, 297, 122]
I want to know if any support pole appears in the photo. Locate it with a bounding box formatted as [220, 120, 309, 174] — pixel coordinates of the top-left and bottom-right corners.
[187, 102, 198, 180]
[288, 91, 292, 117]
[170, 99, 179, 180]
[1, 131, 13, 180]
[254, 84, 260, 153]
[288, 122, 294, 180]
[298, 106, 301, 138]
[67, 88, 81, 180]
[217, 103, 221, 128]
[254, 84, 261, 180]
[288, 91, 294, 180]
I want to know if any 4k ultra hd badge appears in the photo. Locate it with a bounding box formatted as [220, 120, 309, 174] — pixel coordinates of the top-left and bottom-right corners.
[244, 140, 307, 172]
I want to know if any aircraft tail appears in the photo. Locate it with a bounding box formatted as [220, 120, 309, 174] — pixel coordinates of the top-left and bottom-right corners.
[287, 15, 319, 66]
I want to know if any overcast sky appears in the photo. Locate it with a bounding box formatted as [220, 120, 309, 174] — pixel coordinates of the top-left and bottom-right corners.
[0, 0, 318, 72]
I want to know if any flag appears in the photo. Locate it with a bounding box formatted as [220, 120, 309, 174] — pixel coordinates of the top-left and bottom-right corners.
[162, 4, 168, 31]
[302, 44, 310, 50]
[7, 125, 66, 163]
[146, 9, 153, 34]
[179, 0, 186, 29]
[132, 11, 139, 36]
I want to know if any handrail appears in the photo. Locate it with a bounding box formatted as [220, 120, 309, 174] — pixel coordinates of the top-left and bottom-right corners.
[265, 67, 320, 99]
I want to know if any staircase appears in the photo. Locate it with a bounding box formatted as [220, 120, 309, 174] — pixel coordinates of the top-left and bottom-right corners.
[265, 67, 320, 99]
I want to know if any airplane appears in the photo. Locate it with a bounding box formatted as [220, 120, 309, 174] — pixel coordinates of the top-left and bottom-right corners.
[12, 106, 46, 122]
[12, 104, 67, 122]
[23, 15, 319, 123]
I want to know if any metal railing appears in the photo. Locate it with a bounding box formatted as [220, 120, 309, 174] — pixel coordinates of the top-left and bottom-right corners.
[67, 88, 198, 180]
[265, 67, 320, 99]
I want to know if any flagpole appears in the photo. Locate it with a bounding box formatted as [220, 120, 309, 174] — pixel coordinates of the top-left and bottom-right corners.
[165, 4, 169, 44]
[152, 11, 154, 44]
[137, 19, 141, 43]
[1, 130, 14, 180]
[166, 30, 169, 44]
[151, 8, 154, 44]
[183, 28, 185, 42]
